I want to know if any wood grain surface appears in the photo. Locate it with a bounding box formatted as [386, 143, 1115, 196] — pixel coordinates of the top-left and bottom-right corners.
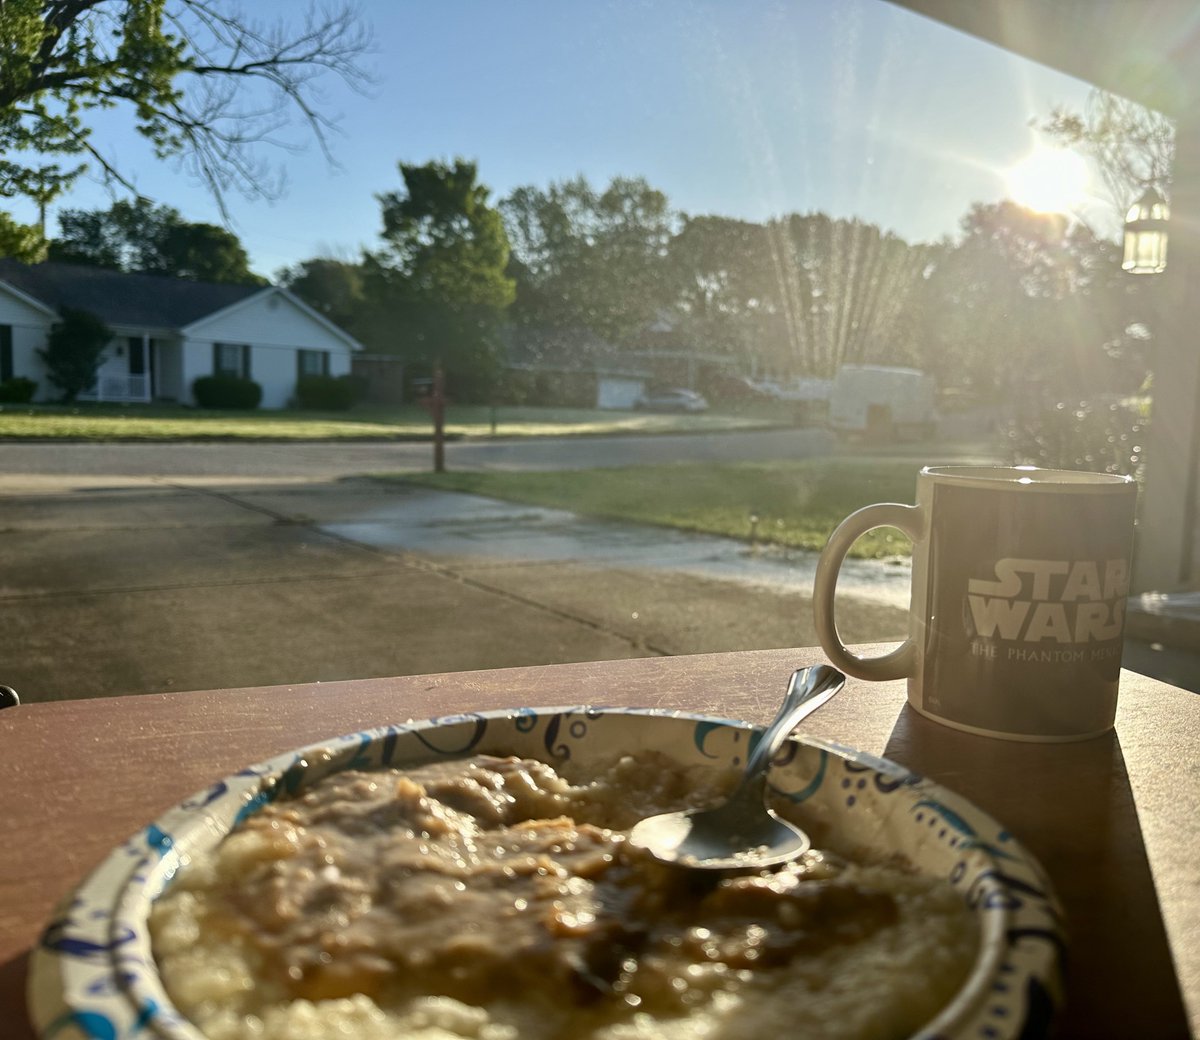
[2, 646, 1195, 1038]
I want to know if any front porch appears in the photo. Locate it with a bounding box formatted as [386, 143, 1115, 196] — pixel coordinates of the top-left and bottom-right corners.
[76, 372, 152, 404]
[75, 333, 181, 404]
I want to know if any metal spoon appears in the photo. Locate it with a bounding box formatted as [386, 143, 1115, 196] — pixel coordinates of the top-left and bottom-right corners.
[628, 664, 846, 870]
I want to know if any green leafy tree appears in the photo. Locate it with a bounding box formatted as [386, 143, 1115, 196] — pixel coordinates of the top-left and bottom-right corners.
[0, 211, 46, 261]
[662, 214, 811, 375]
[922, 201, 1144, 405]
[157, 221, 262, 283]
[47, 208, 126, 269]
[279, 257, 366, 334]
[772, 213, 938, 378]
[363, 159, 515, 398]
[501, 175, 676, 343]
[38, 307, 112, 402]
[48, 199, 263, 283]
[664, 211, 934, 380]
[0, 1, 370, 217]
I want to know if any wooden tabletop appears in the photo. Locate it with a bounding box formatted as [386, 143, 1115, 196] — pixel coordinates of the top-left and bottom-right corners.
[2, 646, 1196, 1038]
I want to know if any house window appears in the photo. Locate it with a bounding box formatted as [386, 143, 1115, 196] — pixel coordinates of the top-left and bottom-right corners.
[213, 342, 250, 378]
[297, 350, 330, 377]
[0, 325, 11, 382]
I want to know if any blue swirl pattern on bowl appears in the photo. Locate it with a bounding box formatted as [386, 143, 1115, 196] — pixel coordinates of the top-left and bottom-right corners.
[28, 707, 1065, 1040]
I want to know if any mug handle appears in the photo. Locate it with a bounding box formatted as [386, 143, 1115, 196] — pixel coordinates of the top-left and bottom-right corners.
[813, 503, 924, 681]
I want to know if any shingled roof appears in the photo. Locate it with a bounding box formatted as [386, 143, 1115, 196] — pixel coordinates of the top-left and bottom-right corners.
[0, 259, 265, 328]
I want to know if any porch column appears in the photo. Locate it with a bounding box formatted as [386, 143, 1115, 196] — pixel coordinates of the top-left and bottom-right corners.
[143, 332, 152, 402]
[1134, 112, 1200, 591]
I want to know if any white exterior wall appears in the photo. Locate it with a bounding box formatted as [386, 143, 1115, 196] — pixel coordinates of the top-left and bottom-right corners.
[184, 291, 356, 408]
[597, 376, 645, 409]
[0, 289, 52, 398]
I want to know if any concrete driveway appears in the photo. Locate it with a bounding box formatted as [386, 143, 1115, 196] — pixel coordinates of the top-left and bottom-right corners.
[0, 470, 907, 703]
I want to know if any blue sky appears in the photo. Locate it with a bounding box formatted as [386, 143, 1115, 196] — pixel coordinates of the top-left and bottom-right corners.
[10, 0, 1107, 278]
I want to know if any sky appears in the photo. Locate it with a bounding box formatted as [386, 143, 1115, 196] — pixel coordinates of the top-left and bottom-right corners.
[10, 0, 1112, 279]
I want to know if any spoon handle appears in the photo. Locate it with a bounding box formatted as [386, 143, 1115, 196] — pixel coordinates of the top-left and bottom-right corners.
[736, 664, 845, 801]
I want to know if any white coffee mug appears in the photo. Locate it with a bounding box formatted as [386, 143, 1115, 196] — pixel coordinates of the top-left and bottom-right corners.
[813, 466, 1138, 742]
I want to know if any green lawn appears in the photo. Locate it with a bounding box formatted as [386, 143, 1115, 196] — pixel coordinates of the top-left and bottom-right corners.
[0, 402, 789, 441]
[393, 457, 925, 557]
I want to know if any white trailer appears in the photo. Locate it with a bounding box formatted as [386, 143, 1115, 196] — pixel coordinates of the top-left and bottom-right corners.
[828, 365, 937, 441]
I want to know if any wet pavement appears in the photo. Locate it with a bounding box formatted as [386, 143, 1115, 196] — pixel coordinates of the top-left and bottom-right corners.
[320, 485, 914, 611]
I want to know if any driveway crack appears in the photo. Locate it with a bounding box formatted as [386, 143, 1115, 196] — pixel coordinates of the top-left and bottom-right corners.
[159, 479, 671, 658]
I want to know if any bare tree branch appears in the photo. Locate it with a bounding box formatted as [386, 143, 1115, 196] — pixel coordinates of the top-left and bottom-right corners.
[1, 0, 375, 219]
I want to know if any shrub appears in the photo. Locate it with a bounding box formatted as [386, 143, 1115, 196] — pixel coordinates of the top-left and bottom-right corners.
[192, 374, 263, 409]
[0, 377, 37, 403]
[39, 307, 111, 402]
[294, 373, 357, 410]
[1006, 398, 1147, 478]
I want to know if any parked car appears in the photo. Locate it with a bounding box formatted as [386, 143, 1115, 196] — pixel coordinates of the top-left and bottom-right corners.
[633, 388, 710, 413]
[702, 372, 777, 403]
[748, 376, 833, 403]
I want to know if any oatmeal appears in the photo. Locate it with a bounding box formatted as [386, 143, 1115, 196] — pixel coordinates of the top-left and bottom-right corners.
[150, 752, 978, 1040]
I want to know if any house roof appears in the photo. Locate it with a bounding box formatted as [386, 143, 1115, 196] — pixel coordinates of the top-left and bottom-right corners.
[0, 259, 264, 329]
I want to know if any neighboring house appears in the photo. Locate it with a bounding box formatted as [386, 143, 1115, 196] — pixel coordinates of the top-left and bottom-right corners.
[504, 326, 650, 409]
[0, 260, 363, 409]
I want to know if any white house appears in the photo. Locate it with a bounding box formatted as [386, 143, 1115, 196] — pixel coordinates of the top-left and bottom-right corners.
[0, 260, 363, 409]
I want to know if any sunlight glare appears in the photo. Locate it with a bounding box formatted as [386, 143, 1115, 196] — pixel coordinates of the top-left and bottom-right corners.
[1006, 148, 1089, 214]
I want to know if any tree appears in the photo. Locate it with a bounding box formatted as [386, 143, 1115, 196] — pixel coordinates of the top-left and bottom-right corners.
[1042, 89, 1175, 216]
[0, 1, 371, 217]
[922, 200, 1144, 404]
[158, 221, 262, 283]
[662, 215, 787, 367]
[363, 159, 515, 398]
[771, 214, 938, 378]
[279, 257, 366, 334]
[48, 198, 263, 283]
[39, 307, 112, 402]
[0, 211, 46, 261]
[1039, 89, 1171, 391]
[501, 175, 676, 343]
[666, 212, 936, 380]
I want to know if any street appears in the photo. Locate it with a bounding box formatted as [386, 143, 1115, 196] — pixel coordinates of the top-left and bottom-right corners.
[0, 428, 836, 477]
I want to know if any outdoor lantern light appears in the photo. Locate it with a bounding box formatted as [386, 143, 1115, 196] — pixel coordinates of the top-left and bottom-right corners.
[1122, 186, 1169, 274]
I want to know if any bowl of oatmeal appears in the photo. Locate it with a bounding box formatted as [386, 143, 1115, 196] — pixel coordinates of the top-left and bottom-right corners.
[29, 706, 1064, 1040]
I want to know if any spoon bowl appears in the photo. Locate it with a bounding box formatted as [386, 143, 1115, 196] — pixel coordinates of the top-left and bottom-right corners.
[628, 664, 846, 869]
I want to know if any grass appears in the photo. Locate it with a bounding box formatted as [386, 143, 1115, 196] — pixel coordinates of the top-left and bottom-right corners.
[392, 457, 925, 558]
[0, 402, 789, 441]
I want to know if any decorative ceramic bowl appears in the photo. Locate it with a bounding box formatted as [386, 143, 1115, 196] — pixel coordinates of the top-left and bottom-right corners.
[28, 706, 1065, 1039]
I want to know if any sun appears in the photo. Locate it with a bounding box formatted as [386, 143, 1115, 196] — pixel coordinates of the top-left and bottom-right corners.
[1006, 147, 1090, 214]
